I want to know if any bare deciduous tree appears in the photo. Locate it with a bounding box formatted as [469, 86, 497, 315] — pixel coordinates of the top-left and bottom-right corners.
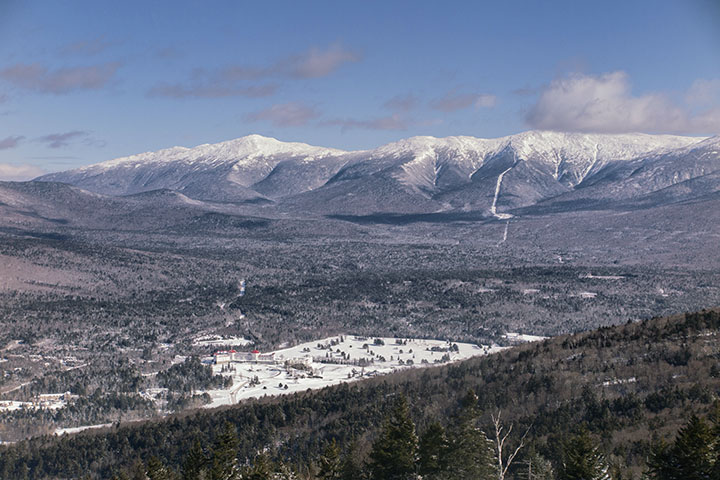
[491, 410, 531, 480]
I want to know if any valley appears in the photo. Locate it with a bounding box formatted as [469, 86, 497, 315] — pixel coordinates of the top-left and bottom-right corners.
[0, 130, 718, 473]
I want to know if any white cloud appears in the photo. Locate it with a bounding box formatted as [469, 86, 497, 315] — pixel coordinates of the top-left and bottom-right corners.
[0, 163, 45, 181]
[526, 71, 720, 135]
[686, 78, 720, 106]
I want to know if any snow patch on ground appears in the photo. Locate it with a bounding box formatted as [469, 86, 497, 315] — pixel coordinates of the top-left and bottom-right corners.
[580, 273, 626, 280]
[55, 423, 112, 436]
[577, 291, 598, 298]
[503, 333, 548, 343]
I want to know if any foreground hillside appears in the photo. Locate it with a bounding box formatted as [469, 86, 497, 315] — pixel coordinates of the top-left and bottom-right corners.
[1, 308, 719, 479]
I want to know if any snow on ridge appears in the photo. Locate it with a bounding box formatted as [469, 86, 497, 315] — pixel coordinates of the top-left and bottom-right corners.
[35, 131, 708, 200]
[43, 131, 705, 180]
[64, 135, 347, 174]
[375, 131, 706, 191]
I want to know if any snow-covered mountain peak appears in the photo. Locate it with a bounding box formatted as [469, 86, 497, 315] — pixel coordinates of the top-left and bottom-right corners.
[74, 135, 346, 173]
[210, 134, 346, 159]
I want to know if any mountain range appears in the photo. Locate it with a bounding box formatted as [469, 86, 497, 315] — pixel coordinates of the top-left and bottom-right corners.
[34, 131, 719, 218]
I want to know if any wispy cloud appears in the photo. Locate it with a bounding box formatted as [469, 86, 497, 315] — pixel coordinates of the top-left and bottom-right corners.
[155, 46, 183, 59]
[61, 37, 113, 56]
[36, 131, 88, 148]
[148, 82, 277, 99]
[324, 113, 409, 132]
[526, 71, 720, 134]
[431, 91, 496, 112]
[28, 155, 78, 160]
[0, 93, 7, 103]
[0, 163, 45, 181]
[246, 102, 320, 127]
[384, 94, 419, 113]
[0, 62, 121, 94]
[0, 135, 24, 150]
[287, 44, 360, 79]
[148, 43, 359, 99]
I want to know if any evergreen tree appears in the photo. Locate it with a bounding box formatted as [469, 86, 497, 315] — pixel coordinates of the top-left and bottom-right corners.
[339, 446, 364, 480]
[559, 430, 610, 480]
[317, 439, 343, 479]
[146, 456, 174, 480]
[648, 415, 714, 480]
[244, 452, 274, 480]
[209, 423, 240, 480]
[367, 395, 419, 480]
[273, 460, 299, 480]
[444, 390, 496, 480]
[182, 439, 208, 480]
[130, 460, 148, 480]
[418, 422, 449, 477]
[710, 403, 720, 480]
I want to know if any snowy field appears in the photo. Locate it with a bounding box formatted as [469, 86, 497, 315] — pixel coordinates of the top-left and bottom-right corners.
[200, 336, 507, 409]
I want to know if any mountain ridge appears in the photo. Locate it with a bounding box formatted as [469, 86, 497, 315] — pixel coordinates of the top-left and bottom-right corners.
[35, 131, 715, 216]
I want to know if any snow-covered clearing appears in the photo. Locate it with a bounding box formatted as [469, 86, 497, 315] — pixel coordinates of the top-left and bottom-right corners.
[200, 336, 509, 409]
[498, 220, 510, 245]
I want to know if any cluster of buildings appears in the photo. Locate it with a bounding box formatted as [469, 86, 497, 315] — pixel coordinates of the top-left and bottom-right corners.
[213, 349, 316, 369]
[213, 349, 275, 364]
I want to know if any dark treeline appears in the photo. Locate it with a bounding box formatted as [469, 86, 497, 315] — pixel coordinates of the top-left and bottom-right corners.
[122, 395, 720, 480]
[1, 308, 719, 479]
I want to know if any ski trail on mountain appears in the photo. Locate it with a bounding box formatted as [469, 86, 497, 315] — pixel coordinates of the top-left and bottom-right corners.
[498, 220, 510, 246]
[491, 167, 514, 219]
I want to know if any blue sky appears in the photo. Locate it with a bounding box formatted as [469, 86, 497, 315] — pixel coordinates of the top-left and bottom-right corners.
[1, 0, 719, 179]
